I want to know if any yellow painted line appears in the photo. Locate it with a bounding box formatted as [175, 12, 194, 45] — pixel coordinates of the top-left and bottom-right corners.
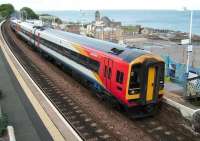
[0, 42, 66, 141]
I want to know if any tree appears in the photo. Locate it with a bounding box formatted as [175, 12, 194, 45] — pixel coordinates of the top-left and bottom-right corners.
[55, 17, 62, 24]
[0, 4, 15, 18]
[20, 7, 38, 19]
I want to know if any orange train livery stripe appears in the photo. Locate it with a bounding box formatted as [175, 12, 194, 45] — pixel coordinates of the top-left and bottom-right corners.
[93, 72, 104, 87]
[72, 43, 89, 57]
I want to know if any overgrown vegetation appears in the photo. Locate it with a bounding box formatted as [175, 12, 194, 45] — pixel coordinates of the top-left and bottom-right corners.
[0, 3, 14, 19]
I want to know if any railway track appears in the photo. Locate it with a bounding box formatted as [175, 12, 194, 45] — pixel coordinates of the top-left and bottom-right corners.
[2, 20, 200, 141]
[1, 21, 117, 141]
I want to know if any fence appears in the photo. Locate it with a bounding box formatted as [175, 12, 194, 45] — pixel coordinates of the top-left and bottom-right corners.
[163, 55, 200, 99]
[163, 55, 200, 83]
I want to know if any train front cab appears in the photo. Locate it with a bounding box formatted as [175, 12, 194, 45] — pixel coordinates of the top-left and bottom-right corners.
[126, 54, 165, 107]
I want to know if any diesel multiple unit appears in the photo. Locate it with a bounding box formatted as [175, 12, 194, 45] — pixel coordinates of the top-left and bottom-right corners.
[10, 19, 165, 111]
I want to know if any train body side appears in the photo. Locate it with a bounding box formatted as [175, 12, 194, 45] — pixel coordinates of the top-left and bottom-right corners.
[10, 20, 131, 106]
[10, 19, 164, 108]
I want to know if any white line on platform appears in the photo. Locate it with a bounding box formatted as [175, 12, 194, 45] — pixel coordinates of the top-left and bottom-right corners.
[7, 126, 16, 141]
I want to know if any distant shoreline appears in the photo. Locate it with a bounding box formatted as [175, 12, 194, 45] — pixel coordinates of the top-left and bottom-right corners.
[37, 10, 200, 35]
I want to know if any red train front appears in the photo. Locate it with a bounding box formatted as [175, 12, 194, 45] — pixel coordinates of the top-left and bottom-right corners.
[78, 45, 165, 108]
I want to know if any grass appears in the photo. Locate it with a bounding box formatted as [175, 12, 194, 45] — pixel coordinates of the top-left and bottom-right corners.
[122, 25, 139, 32]
[164, 76, 171, 82]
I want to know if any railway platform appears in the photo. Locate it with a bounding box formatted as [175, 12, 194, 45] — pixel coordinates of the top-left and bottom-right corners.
[163, 82, 200, 132]
[0, 47, 53, 141]
[165, 82, 198, 109]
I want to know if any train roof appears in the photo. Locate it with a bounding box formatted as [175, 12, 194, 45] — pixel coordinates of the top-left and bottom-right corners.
[42, 28, 149, 63]
[13, 20, 151, 63]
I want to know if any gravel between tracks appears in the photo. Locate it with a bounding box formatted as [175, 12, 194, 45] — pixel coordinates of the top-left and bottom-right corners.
[6, 22, 200, 141]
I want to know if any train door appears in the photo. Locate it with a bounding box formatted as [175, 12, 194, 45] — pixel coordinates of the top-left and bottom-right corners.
[146, 67, 156, 101]
[33, 29, 36, 47]
[36, 33, 40, 48]
[146, 64, 160, 103]
[28, 30, 32, 44]
[103, 58, 113, 91]
[33, 29, 40, 48]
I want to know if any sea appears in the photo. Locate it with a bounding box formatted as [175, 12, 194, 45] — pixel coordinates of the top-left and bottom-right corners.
[38, 10, 200, 35]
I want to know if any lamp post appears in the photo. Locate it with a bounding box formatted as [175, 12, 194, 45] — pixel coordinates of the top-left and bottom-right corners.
[186, 10, 193, 74]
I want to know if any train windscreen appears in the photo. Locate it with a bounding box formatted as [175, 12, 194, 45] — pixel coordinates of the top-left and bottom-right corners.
[128, 64, 141, 95]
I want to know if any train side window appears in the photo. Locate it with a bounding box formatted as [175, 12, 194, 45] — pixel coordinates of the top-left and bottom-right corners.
[39, 37, 100, 73]
[116, 71, 124, 84]
[104, 67, 111, 79]
[108, 67, 111, 79]
[104, 66, 107, 77]
[129, 64, 141, 94]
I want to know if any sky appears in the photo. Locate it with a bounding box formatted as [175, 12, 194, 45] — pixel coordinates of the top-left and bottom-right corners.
[0, 0, 200, 11]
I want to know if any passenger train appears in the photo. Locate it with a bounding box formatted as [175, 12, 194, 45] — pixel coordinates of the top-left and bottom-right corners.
[10, 19, 165, 113]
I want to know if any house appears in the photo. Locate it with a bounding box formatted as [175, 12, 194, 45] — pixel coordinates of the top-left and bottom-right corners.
[89, 11, 122, 43]
[66, 24, 80, 34]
